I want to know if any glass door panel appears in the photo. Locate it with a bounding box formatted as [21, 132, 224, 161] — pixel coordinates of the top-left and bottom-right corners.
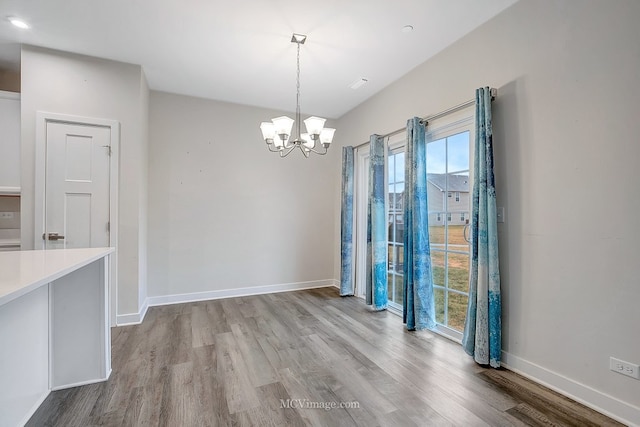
[387, 149, 404, 309]
[426, 130, 471, 333]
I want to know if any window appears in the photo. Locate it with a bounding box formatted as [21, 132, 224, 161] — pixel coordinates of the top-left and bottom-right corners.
[447, 213, 452, 222]
[460, 212, 465, 221]
[436, 213, 441, 221]
[448, 191, 452, 198]
[455, 192, 460, 202]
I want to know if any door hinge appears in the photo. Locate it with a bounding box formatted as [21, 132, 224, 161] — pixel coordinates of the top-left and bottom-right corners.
[107, 221, 110, 232]
[102, 145, 112, 156]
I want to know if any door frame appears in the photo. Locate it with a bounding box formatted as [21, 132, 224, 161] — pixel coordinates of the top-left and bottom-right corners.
[35, 112, 120, 327]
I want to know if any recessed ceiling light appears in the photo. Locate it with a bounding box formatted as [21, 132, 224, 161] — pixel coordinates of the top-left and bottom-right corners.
[401, 25, 414, 33]
[8, 17, 30, 29]
[349, 78, 369, 90]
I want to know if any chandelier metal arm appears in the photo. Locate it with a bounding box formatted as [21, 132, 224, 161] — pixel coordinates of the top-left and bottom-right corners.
[303, 144, 328, 156]
[279, 145, 298, 158]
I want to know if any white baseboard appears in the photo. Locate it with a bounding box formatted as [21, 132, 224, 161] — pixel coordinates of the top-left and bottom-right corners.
[51, 373, 112, 391]
[117, 298, 150, 326]
[19, 389, 50, 427]
[117, 279, 336, 326]
[502, 351, 640, 427]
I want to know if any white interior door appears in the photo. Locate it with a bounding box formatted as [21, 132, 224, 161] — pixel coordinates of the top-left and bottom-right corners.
[44, 122, 110, 249]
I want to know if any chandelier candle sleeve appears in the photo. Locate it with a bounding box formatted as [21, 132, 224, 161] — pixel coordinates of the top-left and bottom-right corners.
[259, 33, 335, 158]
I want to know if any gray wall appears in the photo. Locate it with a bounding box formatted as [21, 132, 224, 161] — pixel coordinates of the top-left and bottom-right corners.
[147, 91, 338, 298]
[20, 46, 149, 317]
[333, 0, 640, 422]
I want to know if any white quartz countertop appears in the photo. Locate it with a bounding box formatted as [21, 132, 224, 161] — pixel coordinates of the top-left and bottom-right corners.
[0, 247, 114, 307]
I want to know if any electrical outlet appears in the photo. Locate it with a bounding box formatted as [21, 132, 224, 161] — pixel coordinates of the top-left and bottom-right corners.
[0, 212, 15, 219]
[610, 357, 640, 379]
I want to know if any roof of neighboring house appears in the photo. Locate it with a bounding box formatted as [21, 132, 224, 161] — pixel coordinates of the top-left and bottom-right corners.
[427, 174, 470, 192]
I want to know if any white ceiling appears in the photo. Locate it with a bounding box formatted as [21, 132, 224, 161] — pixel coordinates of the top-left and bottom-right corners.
[0, 0, 517, 118]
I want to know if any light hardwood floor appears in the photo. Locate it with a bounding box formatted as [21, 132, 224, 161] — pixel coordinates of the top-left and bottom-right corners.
[28, 287, 623, 426]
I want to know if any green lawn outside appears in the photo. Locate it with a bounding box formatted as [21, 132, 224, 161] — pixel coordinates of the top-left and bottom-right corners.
[388, 224, 470, 332]
[387, 272, 468, 333]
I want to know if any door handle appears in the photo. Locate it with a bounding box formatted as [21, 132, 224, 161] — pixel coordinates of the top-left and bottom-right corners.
[463, 223, 470, 243]
[42, 232, 65, 241]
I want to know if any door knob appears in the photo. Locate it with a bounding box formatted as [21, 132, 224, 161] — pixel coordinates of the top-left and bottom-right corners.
[42, 232, 65, 241]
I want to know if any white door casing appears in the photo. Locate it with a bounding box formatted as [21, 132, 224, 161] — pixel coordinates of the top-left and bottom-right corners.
[35, 112, 119, 326]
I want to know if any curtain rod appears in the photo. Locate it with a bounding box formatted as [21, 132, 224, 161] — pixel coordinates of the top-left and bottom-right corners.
[352, 88, 496, 150]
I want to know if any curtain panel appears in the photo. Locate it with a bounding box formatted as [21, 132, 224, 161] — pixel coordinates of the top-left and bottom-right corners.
[462, 87, 502, 368]
[340, 146, 355, 296]
[365, 134, 388, 310]
[402, 117, 436, 330]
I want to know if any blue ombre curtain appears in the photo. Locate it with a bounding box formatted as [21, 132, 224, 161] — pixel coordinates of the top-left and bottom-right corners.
[340, 146, 355, 296]
[403, 118, 436, 330]
[365, 135, 388, 310]
[462, 87, 502, 368]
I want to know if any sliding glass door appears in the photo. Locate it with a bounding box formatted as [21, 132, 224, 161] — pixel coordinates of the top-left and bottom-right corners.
[355, 115, 473, 339]
[387, 147, 405, 310]
[426, 126, 473, 335]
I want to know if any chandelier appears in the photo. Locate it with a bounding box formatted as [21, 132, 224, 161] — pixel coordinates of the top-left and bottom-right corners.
[260, 33, 335, 158]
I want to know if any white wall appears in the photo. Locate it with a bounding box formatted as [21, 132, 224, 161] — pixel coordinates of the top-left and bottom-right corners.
[333, 0, 640, 423]
[138, 71, 150, 312]
[20, 46, 148, 316]
[148, 91, 338, 298]
[0, 91, 20, 189]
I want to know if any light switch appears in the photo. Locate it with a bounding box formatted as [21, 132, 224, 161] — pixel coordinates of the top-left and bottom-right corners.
[496, 207, 505, 223]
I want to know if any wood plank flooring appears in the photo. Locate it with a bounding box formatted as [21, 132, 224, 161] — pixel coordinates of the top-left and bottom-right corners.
[27, 287, 623, 426]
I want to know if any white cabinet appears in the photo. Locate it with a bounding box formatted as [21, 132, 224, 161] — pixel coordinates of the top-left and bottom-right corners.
[0, 90, 20, 191]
